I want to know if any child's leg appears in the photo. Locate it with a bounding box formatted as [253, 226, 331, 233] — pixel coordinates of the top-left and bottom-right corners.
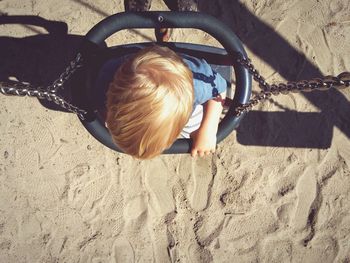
[124, 0, 199, 42]
[156, 0, 199, 42]
[155, 28, 172, 42]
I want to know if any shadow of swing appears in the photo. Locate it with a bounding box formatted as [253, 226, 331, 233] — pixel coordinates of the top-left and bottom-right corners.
[198, 0, 350, 148]
[236, 110, 333, 149]
[0, 16, 81, 86]
[0, 13, 346, 149]
[72, 0, 154, 42]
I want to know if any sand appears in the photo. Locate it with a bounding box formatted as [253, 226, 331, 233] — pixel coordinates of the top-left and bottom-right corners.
[0, 0, 350, 262]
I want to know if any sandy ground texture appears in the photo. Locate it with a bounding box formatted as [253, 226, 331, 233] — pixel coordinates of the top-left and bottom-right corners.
[1, 0, 350, 262]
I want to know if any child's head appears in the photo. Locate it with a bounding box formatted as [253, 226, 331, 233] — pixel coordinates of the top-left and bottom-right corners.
[106, 45, 194, 159]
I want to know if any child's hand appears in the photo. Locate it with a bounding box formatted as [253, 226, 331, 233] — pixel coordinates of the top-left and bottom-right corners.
[190, 127, 217, 157]
[190, 91, 225, 157]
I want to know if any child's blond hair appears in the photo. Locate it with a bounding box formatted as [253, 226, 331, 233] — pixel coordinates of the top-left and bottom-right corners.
[106, 45, 194, 159]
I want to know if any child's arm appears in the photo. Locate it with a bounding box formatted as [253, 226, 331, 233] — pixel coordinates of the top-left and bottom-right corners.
[190, 91, 226, 157]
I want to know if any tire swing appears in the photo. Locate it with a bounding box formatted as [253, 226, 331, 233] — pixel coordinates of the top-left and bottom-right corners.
[73, 11, 252, 154]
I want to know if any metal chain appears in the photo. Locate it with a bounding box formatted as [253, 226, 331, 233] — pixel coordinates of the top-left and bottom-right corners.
[47, 53, 83, 93]
[235, 55, 350, 116]
[0, 53, 87, 119]
[2, 52, 349, 121]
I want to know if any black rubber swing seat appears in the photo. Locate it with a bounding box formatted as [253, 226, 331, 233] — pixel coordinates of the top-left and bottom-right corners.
[71, 11, 252, 154]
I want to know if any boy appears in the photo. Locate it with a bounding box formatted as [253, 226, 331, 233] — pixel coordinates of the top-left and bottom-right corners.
[105, 45, 226, 159]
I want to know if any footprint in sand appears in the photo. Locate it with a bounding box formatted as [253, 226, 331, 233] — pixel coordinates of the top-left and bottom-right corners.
[121, 165, 147, 222]
[124, 194, 147, 221]
[187, 243, 203, 263]
[144, 159, 175, 217]
[293, 166, 317, 231]
[189, 156, 214, 211]
[111, 238, 134, 263]
[262, 238, 292, 263]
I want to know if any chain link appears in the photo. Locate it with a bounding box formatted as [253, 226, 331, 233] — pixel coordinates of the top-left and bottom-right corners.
[1, 52, 350, 121]
[235, 55, 350, 117]
[0, 53, 87, 119]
